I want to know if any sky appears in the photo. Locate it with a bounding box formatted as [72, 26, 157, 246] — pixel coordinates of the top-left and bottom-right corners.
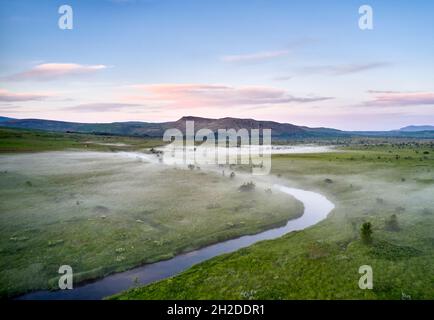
[0, 0, 433, 130]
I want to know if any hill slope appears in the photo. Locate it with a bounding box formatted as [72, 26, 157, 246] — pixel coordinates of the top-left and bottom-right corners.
[1, 116, 433, 138]
[0, 116, 343, 138]
[399, 125, 434, 132]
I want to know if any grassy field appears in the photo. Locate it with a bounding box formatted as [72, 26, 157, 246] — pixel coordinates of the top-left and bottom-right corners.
[0, 131, 303, 298]
[1, 128, 433, 299]
[113, 141, 434, 300]
[0, 127, 163, 153]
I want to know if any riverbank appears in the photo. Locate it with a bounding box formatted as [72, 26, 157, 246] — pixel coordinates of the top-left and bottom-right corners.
[113, 143, 434, 299]
[0, 150, 303, 298]
[19, 184, 333, 300]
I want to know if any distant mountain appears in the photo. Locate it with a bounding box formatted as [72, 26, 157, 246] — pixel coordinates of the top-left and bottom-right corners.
[0, 118, 163, 137]
[0, 116, 345, 138]
[165, 116, 344, 138]
[399, 125, 434, 132]
[0, 116, 14, 122]
[1, 115, 434, 139]
[347, 130, 434, 138]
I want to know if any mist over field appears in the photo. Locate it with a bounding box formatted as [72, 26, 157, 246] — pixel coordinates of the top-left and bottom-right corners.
[1, 0, 433, 305]
[0, 135, 433, 299]
[0, 149, 304, 297]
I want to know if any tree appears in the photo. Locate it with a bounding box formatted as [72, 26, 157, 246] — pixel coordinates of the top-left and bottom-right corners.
[361, 222, 373, 244]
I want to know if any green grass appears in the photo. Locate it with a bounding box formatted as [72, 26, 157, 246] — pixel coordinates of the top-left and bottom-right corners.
[112, 142, 434, 300]
[0, 127, 164, 153]
[0, 150, 302, 298]
[1, 128, 433, 299]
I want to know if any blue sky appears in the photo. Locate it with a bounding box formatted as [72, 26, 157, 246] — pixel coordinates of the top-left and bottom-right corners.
[0, 0, 433, 130]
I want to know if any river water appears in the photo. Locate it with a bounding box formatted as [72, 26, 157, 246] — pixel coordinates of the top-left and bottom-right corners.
[18, 183, 334, 300]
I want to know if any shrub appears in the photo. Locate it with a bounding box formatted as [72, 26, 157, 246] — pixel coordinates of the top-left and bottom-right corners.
[385, 214, 400, 231]
[238, 181, 256, 192]
[361, 222, 373, 245]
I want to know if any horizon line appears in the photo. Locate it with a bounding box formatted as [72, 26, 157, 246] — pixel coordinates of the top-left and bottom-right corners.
[1, 115, 434, 132]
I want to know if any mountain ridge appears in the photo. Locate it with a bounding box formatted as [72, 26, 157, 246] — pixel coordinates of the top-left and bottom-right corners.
[399, 125, 434, 132]
[1, 116, 433, 139]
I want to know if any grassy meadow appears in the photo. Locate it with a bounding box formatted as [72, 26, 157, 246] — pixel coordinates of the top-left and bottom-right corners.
[0, 127, 163, 153]
[1, 127, 433, 300]
[0, 128, 302, 298]
[113, 141, 434, 300]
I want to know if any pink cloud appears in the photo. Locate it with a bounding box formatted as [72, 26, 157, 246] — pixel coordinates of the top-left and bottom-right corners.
[7, 63, 107, 81]
[367, 91, 434, 106]
[127, 83, 333, 109]
[0, 88, 51, 102]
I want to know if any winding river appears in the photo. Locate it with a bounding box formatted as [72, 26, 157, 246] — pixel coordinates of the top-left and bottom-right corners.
[18, 184, 334, 300]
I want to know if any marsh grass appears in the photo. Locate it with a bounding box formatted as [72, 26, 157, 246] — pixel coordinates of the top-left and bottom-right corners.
[0, 127, 163, 153]
[0, 150, 302, 297]
[114, 142, 434, 300]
